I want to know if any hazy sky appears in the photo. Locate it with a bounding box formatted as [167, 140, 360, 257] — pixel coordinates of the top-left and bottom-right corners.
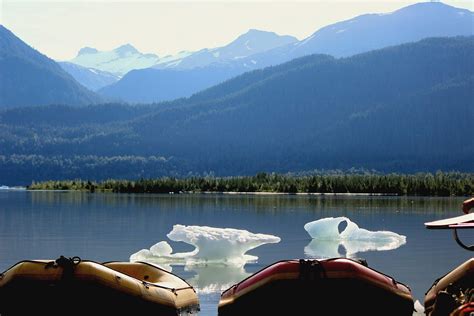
[2, 0, 473, 60]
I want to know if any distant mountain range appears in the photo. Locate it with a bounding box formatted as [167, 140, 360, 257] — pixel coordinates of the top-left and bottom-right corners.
[0, 25, 100, 108]
[2, 2, 472, 107]
[153, 29, 298, 70]
[1, 36, 473, 184]
[61, 30, 295, 93]
[69, 44, 160, 76]
[100, 2, 474, 103]
[97, 29, 297, 103]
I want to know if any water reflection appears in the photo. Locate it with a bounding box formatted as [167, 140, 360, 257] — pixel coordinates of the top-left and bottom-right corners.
[305, 238, 406, 258]
[25, 190, 463, 216]
[185, 264, 250, 294]
[132, 256, 250, 294]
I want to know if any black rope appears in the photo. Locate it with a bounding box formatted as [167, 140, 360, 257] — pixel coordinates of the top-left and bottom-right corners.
[49, 256, 82, 281]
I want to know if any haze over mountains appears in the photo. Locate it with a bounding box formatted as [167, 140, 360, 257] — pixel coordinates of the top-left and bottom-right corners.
[99, 2, 474, 103]
[0, 25, 101, 107]
[1, 36, 473, 184]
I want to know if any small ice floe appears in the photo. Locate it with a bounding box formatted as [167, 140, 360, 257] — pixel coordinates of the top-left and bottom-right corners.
[304, 217, 406, 258]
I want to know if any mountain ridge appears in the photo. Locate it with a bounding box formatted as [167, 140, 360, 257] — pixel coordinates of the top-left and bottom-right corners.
[58, 62, 120, 91]
[0, 25, 101, 107]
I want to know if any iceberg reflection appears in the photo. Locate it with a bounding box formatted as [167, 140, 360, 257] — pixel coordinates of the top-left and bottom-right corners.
[185, 264, 250, 294]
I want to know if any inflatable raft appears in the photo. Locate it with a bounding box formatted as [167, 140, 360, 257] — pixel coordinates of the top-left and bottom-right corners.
[218, 258, 414, 316]
[424, 258, 473, 316]
[0, 256, 199, 315]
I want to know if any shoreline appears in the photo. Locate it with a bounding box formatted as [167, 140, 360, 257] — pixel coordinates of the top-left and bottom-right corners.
[196, 191, 397, 196]
[23, 189, 402, 196]
[6, 187, 399, 196]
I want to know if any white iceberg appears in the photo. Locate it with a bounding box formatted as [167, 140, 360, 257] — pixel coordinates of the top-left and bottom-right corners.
[304, 217, 406, 258]
[131, 224, 281, 266]
[131, 224, 280, 293]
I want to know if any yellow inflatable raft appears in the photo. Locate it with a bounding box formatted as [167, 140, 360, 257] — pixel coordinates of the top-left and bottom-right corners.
[0, 256, 199, 315]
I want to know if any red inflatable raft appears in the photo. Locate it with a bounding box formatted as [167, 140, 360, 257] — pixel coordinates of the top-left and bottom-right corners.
[218, 258, 414, 316]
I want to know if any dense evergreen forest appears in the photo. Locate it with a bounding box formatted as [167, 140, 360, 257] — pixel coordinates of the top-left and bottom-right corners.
[28, 172, 474, 196]
[1, 37, 473, 185]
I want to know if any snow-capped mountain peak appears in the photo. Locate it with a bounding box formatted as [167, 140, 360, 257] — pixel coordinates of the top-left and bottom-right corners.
[70, 44, 159, 76]
[154, 29, 297, 70]
[77, 47, 98, 56]
[114, 43, 139, 56]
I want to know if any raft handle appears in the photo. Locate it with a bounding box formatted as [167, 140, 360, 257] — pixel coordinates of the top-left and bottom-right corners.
[453, 229, 474, 251]
[299, 259, 327, 280]
[45, 256, 82, 269]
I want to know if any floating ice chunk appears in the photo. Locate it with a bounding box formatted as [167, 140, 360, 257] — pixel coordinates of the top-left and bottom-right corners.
[130, 224, 281, 267]
[0, 186, 25, 190]
[304, 216, 406, 242]
[304, 217, 406, 258]
[130, 225, 280, 293]
[130, 245, 174, 272]
[167, 224, 280, 264]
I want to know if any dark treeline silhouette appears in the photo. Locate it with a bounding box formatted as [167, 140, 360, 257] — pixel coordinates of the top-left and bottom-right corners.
[28, 172, 474, 196]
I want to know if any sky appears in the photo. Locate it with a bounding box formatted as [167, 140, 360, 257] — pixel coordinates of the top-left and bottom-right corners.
[1, 0, 473, 60]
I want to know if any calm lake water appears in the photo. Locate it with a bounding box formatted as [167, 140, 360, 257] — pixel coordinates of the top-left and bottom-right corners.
[0, 190, 472, 315]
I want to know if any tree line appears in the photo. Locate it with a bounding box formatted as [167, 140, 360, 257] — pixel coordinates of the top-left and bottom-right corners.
[28, 172, 474, 196]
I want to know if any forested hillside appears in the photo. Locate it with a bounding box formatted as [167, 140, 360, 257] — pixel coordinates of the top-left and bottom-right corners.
[0, 37, 473, 185]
